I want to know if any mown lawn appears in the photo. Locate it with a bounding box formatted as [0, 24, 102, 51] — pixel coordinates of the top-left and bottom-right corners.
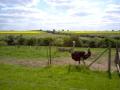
[0, 63, 120, 90]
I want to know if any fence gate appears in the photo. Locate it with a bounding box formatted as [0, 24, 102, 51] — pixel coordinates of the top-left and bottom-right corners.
[115, 44, 120, 76]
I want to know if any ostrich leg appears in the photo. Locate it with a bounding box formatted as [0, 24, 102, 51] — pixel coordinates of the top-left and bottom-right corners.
[82, 60, 86, 66]
[81, 58, 86, 66]
[78, 60, 80, 65]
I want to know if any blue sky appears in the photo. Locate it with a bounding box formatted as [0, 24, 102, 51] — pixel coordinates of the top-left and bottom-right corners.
[0, 0, 120, 31]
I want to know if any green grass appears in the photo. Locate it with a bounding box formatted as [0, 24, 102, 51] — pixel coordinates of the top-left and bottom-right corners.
[0, 46, 116, 59]
[0, 63, 120, 90]
[0, 46, 70, 59]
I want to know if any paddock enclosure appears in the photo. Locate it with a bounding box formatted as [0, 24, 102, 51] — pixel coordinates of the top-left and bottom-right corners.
[0, 46, 119, 71]
[0, 31, 120, 90]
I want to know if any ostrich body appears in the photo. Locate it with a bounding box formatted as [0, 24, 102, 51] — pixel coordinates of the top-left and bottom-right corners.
[71, 49, 91, 64]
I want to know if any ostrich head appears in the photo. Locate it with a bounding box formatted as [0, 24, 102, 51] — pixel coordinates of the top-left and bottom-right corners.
[84, 48, 91, 60]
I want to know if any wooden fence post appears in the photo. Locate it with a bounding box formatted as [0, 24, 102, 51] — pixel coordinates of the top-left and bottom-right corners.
[49, 43, 52, 65]
[47, 42, 52, 66]
[115, 42, 120, 77]
[108, 42, 112, 78]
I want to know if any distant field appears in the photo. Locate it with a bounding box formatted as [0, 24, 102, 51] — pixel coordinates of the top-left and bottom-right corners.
[0, 31, 47, 35]
[61, 31, 120, 35]
[0, 31, 69, 38]
[0, 30, 120, 39]
[0, 30, 120, 35]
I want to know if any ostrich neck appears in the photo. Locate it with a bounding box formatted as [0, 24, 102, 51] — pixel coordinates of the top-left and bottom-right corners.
[71, 44, 75, 53]
[84, 50, 91, 59]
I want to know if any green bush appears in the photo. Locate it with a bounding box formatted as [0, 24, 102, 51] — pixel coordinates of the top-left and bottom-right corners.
[26, 38, 37, 46]
[88, 38, 101, 48]
[54, 38, 64, 46]
[5, 35, 15, 45]
[2, 35, 120, 47]
[63, 36, 83, 47]
[81, 39, 89, 47]
[63, 37, 72, 47]
[15, 35, 26, 45]
[36, 38, 44, 46]
[43, 37, 54, 46]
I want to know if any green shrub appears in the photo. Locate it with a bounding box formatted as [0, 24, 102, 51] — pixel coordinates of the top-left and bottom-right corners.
[81, 39, 89, 47]
[43, 37, 54, 46]
[15, 35, 26, 45]
[63, 37, 72, 47]
[54, 38, 64, 46]
[26, 38, 37, 46]
[2, 35, 119, 47]
[5, 35, 15, 45]
[36, 38, 44, 46]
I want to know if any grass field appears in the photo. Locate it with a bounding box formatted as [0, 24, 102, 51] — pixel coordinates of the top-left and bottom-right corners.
[0, 46, 119, 90]
[0, 31, 69, 39]
[0, 46, 70, 59]
[0, 63, 120, 90]
[0, 46, 116, 59]
[0, 30, 120, 36]
[0, 31, 120, 90]
[61, 31, 120, 35]
[0, 46, 117, 70]
[0, 31, 45, 34]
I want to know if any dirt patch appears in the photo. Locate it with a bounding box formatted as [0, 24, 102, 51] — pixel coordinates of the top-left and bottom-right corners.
[0, 58, 48, 67]
[0, 57, 117, 71]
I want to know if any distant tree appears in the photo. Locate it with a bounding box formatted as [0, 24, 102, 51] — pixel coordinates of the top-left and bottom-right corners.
[40, 29, 43, 31]
[26, 38, 37, 46]
[43, 37, 53, 46]
[54, 38, 64, 46]
[67, 30, 69, 31]
[16, 35, 25, 45]
[62, 29, 64, 31]
[52, 29, 56, 34]
[5, 35, 15, 45]
[89, 40, 96, 48]
[36, 38, 44, 46]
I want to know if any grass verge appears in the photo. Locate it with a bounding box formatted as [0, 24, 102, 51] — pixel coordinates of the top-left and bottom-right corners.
[0, 63, 120, 90]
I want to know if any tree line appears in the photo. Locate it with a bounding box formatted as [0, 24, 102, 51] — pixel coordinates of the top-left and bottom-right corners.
[0, 35, 120, 48]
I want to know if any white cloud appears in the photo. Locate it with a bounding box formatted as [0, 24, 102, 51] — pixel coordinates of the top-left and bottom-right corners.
[44, 0, 73, 6]
[0, 0, 120, 30]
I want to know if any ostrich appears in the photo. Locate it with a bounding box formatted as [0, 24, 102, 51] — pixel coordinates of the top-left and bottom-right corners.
[71, 41, 91, 65]
[71, 49, 91, 65]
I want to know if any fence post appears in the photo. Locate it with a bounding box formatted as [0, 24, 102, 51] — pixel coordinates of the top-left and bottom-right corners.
[49, 43, 52, 65]
[115, 42, 120, 77]
[47, 42, 52, 66]
[108, 42, 112, 78]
